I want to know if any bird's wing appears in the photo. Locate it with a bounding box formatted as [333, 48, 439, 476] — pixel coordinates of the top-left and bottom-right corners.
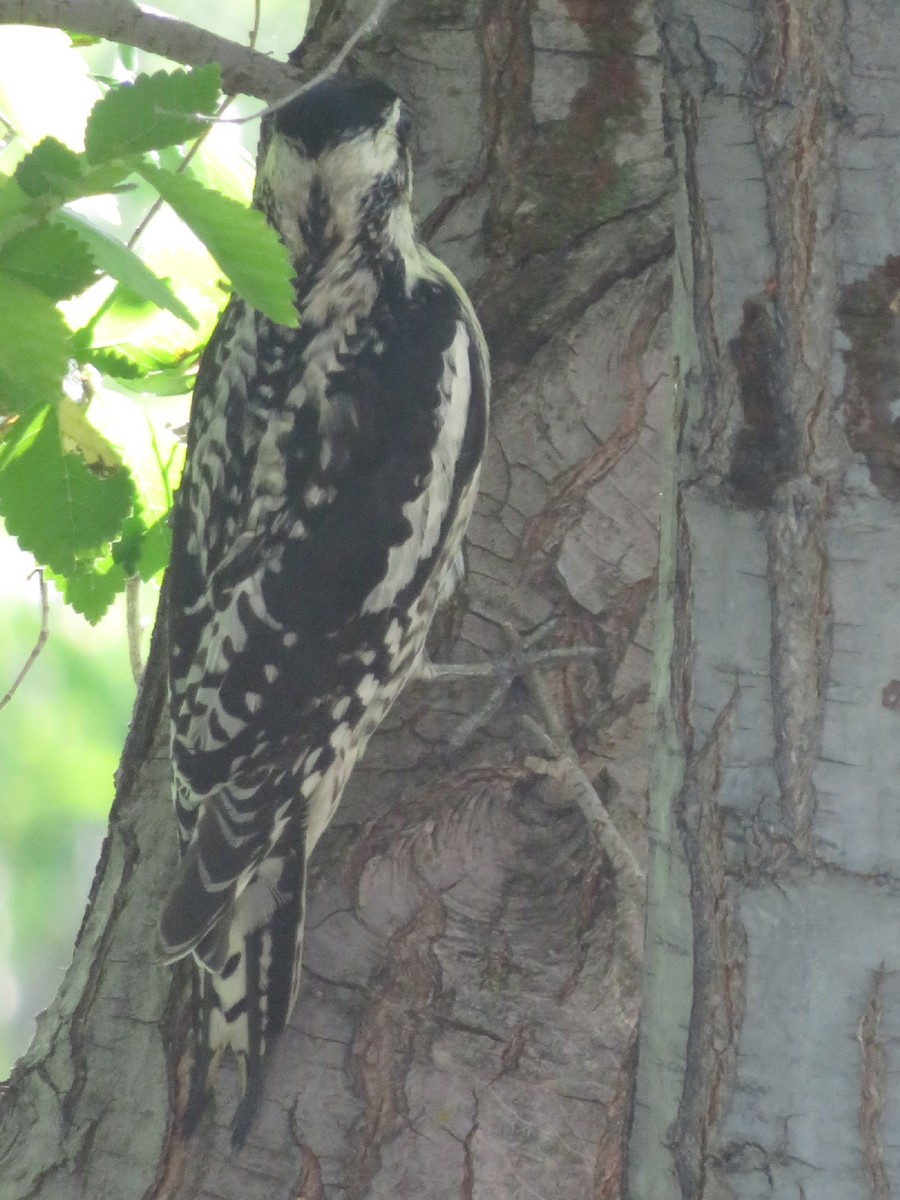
[160, 284, 486, 960]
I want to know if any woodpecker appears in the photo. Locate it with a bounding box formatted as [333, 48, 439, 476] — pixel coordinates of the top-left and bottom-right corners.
[158, 74, 489, 1147]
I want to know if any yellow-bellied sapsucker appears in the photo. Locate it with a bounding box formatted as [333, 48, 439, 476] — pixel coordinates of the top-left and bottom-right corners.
[158, 75, 489, 1147]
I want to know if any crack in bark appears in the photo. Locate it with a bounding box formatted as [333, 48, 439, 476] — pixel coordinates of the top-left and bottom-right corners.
[520, 263, 671, 564]
[593, 1044, 636, 1200]
[433, 1015, 504, 1043]
[675, 90, 729, 470]
[288, 1106, 327, 1200]
[346, 889, 446, 1198]
[765, 492, 831, 857]
[671, 686, 747, 1200]
[857, 965, 889, 1200]
[483, 218, 674, 383]
[52, 823, 134, 1134]
[460, 1089, 480, 1200]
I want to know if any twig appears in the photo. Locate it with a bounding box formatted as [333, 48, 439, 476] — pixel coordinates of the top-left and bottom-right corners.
[517, 642, 645, 969]
[417, 619, 603, 757]
[127, 97, 232, 250]
[522, 716, 645, 972]
[223, 0, 399, 125]
[521, 717, 644, 891]
[127, 0, 264, 251]
[126, 576, 143, 684]
[419, 645, 603, 683]
[0, 569, 50, 712]
[4, 0, 399, 118]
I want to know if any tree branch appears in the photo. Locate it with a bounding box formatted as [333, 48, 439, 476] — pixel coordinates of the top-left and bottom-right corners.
[0, 568, 49, 711]
[0, 0, 298, 100]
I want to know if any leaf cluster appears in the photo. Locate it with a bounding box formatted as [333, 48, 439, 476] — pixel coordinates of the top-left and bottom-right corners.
[0, 66, 296, 620]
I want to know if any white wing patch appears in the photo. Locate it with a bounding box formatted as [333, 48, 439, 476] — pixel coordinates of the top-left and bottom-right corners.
[362, 320, 472, 614]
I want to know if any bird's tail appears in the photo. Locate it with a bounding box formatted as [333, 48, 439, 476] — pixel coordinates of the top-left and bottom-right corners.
[175, 842, 308, 1148]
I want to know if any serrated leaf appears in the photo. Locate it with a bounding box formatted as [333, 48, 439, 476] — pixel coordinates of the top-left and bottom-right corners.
[0, 222, 97, 299]
[63, 559, 128, 622]
[55, 211, 196, 327]
[0, 271, 70, 411]
[58, 396, 122, 470]
[112, 509, 171, 579]
[84, 323, 191, 373]
[135, 515, 172, 579]
[84, 66, 222, 164]
[115, 368, 196, 397]
[137, 163, 297, 326]
[77, 346, 146, 379]
[0, 406, 136, 576]
[0, 176, 36, 233]
[0, 402, 46, 460]
[15, 137, 83, 198]
[75, 162, 134, 197]
[110, 507, 145, 575]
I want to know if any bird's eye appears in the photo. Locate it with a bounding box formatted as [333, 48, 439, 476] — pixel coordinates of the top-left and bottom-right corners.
[396, 106, 412, 146]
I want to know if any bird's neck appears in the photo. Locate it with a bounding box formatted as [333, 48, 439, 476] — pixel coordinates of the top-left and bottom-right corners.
[282, 198, 424, 317]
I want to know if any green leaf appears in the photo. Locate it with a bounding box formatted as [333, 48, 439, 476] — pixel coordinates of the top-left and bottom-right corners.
[137, 163, 298, 326]
[63, 558, 128, 622]
[0, 271, 70, 412]
[77, 346, 146, 379]
[0, 402, 46, 460]
[110, 508, 146, 575]
[74, 162, 134, 197]
[135, 514, 172, 579]
[15, 137, 83, 198]
[0, 222, 97, 299]
[0, 406, 136, 576]
[58, 396, 122, 471]
[112, 509, 171, 579]
[55, 211, 197, 327]
[67, 32, 102, 48]
[84, 66, 221, 164]
[0, 176, 36, 233]
[114, 367, 196, 396]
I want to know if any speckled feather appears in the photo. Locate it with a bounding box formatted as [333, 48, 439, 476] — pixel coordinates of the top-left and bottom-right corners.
[159, 76, 488, 1147]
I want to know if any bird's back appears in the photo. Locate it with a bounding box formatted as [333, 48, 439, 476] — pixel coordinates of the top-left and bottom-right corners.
[160, 73, 488, 1147]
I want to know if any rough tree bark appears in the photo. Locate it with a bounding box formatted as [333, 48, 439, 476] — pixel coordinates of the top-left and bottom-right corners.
[0, 1, 670, 1198]
[630, 1, 900, 1198]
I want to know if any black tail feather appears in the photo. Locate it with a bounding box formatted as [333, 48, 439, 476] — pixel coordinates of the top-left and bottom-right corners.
[182, 968, 215, 1139]
[178, 842, 308, 1149]
[230, 1060, 265, 1150]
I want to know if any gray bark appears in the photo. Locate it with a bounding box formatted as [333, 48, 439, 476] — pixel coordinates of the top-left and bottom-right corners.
[0, 1, 670, 1198]
[630, 2, 900, 1197]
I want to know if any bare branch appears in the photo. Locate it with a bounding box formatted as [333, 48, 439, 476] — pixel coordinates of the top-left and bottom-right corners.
[0, 569, 49, 712]
[125, 576, 143, 684]
[228, 0, 399, 125]
[522, 718, 645, 893]
[0, 0, 298, 100]
[419, 645, 602, 682]
[127, 0, 264, 249]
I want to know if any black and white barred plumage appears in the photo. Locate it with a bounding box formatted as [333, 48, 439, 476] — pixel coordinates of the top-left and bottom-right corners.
[158, 76, 489, 1146]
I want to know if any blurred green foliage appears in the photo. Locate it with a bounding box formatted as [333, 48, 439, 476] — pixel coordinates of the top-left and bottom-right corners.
[0, 0, 307, 1076]
[0, 63, 296, 623]
[0, 578, 145, 1075]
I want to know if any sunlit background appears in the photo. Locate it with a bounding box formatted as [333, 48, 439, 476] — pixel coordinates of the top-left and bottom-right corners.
[0, 0, 306, 1077]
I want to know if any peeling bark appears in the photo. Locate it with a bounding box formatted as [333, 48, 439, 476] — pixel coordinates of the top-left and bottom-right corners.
[631, 1, 900, 1198]
[1, 1, 669, 1198]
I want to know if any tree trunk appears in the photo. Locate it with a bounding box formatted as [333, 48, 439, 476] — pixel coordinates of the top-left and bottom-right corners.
[1, 1, 671, 1198]
[629, 1, 900, 1197]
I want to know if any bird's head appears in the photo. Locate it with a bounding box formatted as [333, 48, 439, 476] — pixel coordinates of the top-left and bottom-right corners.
[259, 75, 414, 260]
